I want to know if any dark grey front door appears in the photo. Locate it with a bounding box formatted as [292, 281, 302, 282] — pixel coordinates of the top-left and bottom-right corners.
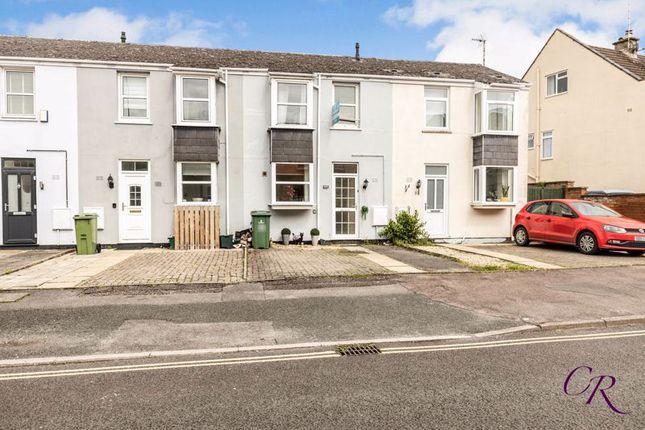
[2, 158, 37, 245]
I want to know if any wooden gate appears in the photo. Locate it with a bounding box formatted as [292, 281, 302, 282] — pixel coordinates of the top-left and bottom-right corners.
[173, 206, 220, 250]
[527, 185, 565, 202]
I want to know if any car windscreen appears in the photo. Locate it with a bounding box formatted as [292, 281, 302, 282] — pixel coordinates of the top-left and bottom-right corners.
[570, 202, 619, 217]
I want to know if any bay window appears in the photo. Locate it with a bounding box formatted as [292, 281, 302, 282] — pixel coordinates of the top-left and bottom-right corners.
[424, 86, 449, 129]
[473, 166, 514, 204]
[474, 90, 516, 134]
[272, 163, 312, 204]
[119, 73, 149, 121]
[176, 75, 215, 124]
[5, 70, 34, 117]
[546, 71, 568, 96]
[177, 162, 215, 203]
[271, 80, 313, 127]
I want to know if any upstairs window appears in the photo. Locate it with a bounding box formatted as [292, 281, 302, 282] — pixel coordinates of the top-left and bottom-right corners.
[176, 75, 215, 124]
[5, 70, 34, 117]
[546, 71, 567, 96]
[542, 131, 553, 160]
[271, 80, 312, 127]
[119, 73, 148, 121]
[424, 86, 449, 129]
[333, 83, 359, 127]
[528, 133, 535, 150]
[487, 91, 514, 132]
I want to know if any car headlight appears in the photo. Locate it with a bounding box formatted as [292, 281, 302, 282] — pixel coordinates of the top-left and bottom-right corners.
[603, 225, 627, 234]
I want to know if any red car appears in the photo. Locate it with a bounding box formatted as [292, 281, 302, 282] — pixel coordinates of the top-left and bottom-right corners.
[513, 199, 645, 255]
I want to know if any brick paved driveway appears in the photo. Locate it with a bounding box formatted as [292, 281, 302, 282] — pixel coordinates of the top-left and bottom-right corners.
[81, 247, 389, 288]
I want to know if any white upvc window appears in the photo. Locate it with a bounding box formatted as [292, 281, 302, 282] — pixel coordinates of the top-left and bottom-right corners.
[176, 162, 217, 204]
[3, 69, 35, 118]
[473, 166, 515, 204]
[474, 90, 517, 135]
[541, 131, 553, 160]
[272, 163, 313, 204]
[546, 71, 568, 96]
[332, 83, 359, 128]
[176, 75, 216, 125]
[424, 86, 449, 130]
[528, 133, 535, 150]
[271, 80, 313, 128]
[118, 73, 149, 122]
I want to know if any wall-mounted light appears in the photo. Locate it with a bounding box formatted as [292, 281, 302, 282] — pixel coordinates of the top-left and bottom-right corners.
[362, 179, 369, 190]
[107, 174, 114, 189]
[415, 179, 422, 195]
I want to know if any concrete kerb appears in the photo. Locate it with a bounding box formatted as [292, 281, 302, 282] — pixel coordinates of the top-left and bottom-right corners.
[2, 318, 644, 369]
[438, 244, 562, 270]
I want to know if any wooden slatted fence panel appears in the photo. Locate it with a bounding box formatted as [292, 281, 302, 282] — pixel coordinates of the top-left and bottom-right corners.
[174, 206, 221, 250]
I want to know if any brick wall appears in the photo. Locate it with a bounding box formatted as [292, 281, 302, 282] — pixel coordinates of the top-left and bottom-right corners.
[582, 194, 645, 222]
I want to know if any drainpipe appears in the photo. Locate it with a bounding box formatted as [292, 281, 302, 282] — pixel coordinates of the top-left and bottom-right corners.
[535, 67, 541, 182]
[315, 73, 322, 229]
[223, 69, 230, 235]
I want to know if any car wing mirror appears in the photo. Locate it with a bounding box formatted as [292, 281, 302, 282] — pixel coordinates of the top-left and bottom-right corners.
[563, 212, 576, 218]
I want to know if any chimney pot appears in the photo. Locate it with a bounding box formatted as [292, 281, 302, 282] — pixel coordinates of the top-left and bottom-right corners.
[355, 42, 360, 61]
[120, 31, 127, 44]
[613, 29, 639, 57]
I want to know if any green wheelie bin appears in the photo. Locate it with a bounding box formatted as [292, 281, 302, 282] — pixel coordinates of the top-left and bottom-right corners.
[251, 211, 271, 249]
[73, 213, 98, 255]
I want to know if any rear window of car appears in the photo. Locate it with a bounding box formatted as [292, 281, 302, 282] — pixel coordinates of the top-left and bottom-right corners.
[527, 202, 549, 214]
[570, 202, 619, 217]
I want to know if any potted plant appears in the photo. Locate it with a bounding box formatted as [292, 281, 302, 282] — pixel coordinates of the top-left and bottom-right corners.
[310, 228, 320, 246]
[361, 206, 369, 220]
[487, 191, 499, 202]
[500, 185, 510, 202]
[281, 228, 291, 245]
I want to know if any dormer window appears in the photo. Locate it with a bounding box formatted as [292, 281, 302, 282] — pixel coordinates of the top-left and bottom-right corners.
[271, 80, 313, 128]
[175, 75, 216, 125]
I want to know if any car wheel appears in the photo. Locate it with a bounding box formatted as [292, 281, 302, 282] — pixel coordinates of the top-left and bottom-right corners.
[577, 232, 599, 255]
[514, 227, 530, 247]
[628, 251, 645, 256]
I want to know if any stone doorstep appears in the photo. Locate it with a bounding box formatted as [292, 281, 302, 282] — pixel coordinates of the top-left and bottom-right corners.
[439, 244, 563, 269]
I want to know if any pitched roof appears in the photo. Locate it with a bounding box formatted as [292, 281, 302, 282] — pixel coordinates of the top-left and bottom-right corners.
[0, 35, 522, 84]
[524, 28, 645, 81]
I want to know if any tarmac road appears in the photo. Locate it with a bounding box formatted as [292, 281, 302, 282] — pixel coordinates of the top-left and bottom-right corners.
[0, 327, 643, 429]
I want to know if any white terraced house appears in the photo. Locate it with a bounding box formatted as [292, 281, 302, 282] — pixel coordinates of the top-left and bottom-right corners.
[0, 35, 528, 247]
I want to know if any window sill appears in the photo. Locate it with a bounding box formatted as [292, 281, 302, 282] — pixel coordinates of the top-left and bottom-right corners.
[115, 120, 153, 126]
[422, 129, 451, 134]
[173, 123, 220, 128]
[0, 116, 37, 122]
[270, 125, 315, 131]
[270, 203, 314, 210]
[471, 202, 516, 209]
[545, 91, 567, 99]
[472, 131, 519, 138]
[541, 157, 554, 161]
[330, 126, 361, 131]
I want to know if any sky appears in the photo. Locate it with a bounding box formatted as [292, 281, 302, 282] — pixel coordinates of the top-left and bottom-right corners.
[1, 0, 642, 77]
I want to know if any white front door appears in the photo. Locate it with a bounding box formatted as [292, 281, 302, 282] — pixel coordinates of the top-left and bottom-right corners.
[118, 160, 151, 243]
[333, 163, 359, 238]
[424, 165, 448, 237]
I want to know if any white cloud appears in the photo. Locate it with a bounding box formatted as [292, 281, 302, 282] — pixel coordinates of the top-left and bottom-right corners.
[6, 7, 245, 48]
[384, 0, 645, 76]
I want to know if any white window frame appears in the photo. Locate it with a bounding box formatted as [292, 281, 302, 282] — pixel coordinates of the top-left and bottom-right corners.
[474, 89, 517, 135]
[424, 86, 450, 131]
[541, 130, 553, 160]
[271, 162, 313, 205]
[117, 72, 150, 123]
[528, 133, 535, 150]
[2, 68, 36, 119]
[271, 79, 314, 128]
[175, 162, 217, 205]
[332, 82, 360, 129]
[546, 70, 568, 97]
[472, 166, 516, 206]
[175, 75, 217, 126]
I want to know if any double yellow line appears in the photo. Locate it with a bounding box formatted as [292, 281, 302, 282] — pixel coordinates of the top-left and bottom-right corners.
[1, 329, 643, 381]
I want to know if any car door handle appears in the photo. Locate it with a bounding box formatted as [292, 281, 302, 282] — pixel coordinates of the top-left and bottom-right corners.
[526, 216, 531, 220]
[546, 219, 551, 223]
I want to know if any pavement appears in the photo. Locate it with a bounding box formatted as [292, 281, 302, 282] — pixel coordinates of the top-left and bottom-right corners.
[0, 249, 72, 275]
[1, 327, 643, 429]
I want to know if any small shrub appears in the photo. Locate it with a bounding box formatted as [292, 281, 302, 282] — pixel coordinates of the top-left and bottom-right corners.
[281, 228, 291, 235]
[310, 228, 320, 236]
[379, 211, 430, 245]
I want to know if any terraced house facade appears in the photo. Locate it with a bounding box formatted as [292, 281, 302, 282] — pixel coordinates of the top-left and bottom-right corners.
[0, 36, 528, 246]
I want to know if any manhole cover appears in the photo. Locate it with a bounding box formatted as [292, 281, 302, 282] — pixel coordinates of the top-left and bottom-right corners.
[335, 343, 381, 356]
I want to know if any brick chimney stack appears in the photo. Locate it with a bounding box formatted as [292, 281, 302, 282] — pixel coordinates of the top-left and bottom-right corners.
[613, 29, 639, 58]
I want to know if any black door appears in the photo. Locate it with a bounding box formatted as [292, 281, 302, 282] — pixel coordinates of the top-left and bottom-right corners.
[2, 158, 37, 245]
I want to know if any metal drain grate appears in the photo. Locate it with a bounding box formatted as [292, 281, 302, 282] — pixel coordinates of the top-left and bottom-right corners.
[335, 343, 381, 356]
